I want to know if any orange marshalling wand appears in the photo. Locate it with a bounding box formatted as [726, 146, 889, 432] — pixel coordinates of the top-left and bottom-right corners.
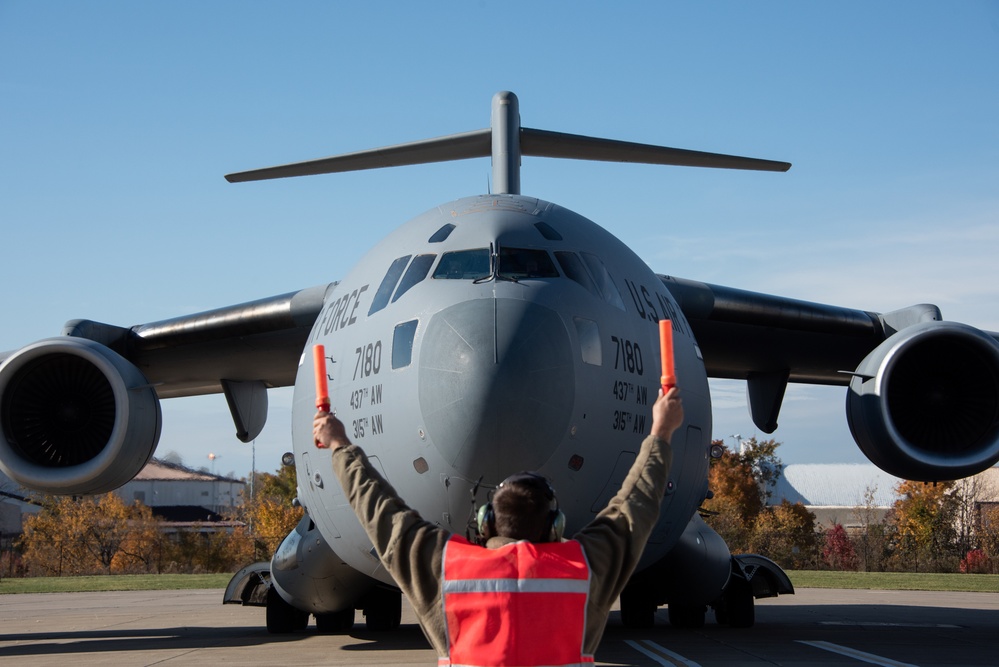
[659, 319, 676, 393]
[313, 344, 330, 413]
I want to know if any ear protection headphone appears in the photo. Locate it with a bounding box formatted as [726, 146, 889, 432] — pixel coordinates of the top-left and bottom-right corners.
[476, 472, 566, 542]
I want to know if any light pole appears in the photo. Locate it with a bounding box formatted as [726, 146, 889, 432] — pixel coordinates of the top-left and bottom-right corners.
[208, 453, 219, 513]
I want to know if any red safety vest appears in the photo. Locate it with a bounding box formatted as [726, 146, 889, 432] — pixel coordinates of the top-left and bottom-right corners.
[440, 536, 594, 667]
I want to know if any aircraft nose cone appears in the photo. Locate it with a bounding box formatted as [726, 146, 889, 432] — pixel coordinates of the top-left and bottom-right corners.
[418, 298, 574, 476]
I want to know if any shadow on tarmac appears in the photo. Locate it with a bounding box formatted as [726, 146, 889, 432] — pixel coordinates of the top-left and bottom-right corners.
[0, 622, 433, 660]
[1, 596, 995, 665]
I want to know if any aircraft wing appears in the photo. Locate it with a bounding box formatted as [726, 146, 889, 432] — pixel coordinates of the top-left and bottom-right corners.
[0, 283, 333, 495]
[0, 284, 330, 400]
[48, 283, 333, 399]
[661, 275, 916, 386]
[662, 274, 999, 481]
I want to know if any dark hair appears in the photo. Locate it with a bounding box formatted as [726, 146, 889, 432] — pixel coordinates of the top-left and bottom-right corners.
[491, 474, 555, 542]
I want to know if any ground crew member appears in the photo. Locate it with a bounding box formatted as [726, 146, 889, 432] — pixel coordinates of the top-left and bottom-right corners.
[313, 386, 683, 666]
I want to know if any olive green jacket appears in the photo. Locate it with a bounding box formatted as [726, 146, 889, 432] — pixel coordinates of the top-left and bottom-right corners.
[331, 432, 672, 656]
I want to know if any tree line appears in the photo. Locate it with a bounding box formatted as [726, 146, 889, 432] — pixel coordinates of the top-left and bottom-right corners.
[5, 464, 303, 577]
[703, 438, 999, 574]
[6, 443, 999, 577]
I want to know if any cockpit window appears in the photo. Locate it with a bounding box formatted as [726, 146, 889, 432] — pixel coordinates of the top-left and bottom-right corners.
[433, 249, 490, 280]
[556, 251, 625, 311]
[392, 319, 419, 369]
[498, 248, 559, 280]
[555, 251, 600, 297]
[534, 221, 562, 241]
[393, 254, 436, 302]
[581, 252, 626, 311]
[368, 255, 411, 316]
[429, 224, 456, 243]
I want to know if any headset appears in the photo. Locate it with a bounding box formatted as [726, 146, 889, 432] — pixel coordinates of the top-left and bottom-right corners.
[476, 471, 566, 542]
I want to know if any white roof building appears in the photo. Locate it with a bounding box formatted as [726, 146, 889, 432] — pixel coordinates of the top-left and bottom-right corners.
[773, 464, 902, 506]
[0, 459, 245, 535]
[770, 464, 999, 530]
[117, 459, 244, 515]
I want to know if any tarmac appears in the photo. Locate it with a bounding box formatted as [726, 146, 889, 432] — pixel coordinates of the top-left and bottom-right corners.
[0, 587, 997, 666]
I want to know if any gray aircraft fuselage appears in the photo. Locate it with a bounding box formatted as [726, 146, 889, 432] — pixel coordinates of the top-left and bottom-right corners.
[292, 193, 710, 585]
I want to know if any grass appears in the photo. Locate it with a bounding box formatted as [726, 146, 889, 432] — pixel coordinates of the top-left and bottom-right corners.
[2, 571, 998, 594]
[0, 573, 232, 594]
[789, 570, 999, 593]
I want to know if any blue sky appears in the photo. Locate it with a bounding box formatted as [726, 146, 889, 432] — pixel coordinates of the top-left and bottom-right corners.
[2, 2, 997, 479]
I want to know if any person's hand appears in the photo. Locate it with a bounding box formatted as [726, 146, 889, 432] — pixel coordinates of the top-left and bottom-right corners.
[313, 411, 350, 450]
[650, 387, 683, 442]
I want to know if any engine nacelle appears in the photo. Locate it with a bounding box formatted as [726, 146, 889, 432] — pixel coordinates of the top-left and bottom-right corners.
[0, 337, 161, 495]
[847, 321, 999, 481]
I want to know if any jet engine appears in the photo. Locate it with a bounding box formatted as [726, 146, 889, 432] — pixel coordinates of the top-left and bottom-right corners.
[0, 337, 161, 495]
[847, 321, 999, 481]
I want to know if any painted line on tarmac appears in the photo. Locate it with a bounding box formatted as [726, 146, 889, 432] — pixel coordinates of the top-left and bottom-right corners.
[624, 639, 702, 667]
[820, 621, 961, 629]
[798, 640, 919, 667]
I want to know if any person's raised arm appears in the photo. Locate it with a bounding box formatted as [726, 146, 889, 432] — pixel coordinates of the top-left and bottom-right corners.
[650, 386, 684, 443]
[573, 387, 682, 617]
[312, 410, 451, 647]
[313, 411, 351, 450]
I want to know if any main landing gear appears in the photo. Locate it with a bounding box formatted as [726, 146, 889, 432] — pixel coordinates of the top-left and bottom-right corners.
[265, 585, 402, 634]
[712, 575, 755, 628]
[618, 576, 757, 629]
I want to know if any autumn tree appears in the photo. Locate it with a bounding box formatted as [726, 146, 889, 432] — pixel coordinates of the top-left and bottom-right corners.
[254, 461, 298, 503]
[213, 463, 304, 565]
[151, 463, 303, 573]
[163, 523, 253, 573]
[977, 504, 999, 574]
[703, 437, 785, 553]
[739, 437, 785, 505]
[888, 480, 960, 572]
[85, 493, 137, 573]
[703, 447, 757, 551]
[248, 496, 303, 558]
[959, 548, 991, 574]
[120, 501, 166, 572]
[952, 474, 985, 559]
[822, 523, 858, 571]
[852, 484, 890, 572]
[950, 471, 999, 572]
[19, 494, 165, 575]
[748, 499, 817, 569]
[19, 496, 86, 575]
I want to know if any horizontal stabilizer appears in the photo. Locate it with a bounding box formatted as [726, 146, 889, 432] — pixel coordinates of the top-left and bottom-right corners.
[226, 129, 491, 183]
[226, 91, 790, 193]
[520, 127, 790, 172]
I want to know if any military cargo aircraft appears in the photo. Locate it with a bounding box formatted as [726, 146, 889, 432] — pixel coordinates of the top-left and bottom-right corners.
[2, 92, 997, 632]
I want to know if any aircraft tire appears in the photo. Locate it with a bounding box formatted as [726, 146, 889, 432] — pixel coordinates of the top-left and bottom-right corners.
[315, 608, 355, 633]
[619, 586, 657, 629]
[265, 587, 309, 634]
[363, 587, 402, 631]
[724, 577, 755, 628]
[713, 602, 729, 625]
[668, 603, 706, 629]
